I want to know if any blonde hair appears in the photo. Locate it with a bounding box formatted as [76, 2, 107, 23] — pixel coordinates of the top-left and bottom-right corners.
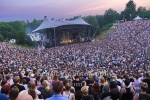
[42, 80, 50, 91]
[81, 86, 88, 95]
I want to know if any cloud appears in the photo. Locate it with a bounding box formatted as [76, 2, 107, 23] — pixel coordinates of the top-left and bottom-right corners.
[66, 4, 112, 15]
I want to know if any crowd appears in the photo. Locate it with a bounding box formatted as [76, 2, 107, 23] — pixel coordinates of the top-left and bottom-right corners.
[0, 20, 150, 100]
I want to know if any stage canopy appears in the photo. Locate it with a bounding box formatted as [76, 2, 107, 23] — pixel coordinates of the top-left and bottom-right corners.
[32, 16, 90, 32]
[133, 16, 142, 20]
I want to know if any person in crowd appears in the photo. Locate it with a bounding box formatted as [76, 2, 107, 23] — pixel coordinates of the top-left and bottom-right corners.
[75, 90, 82, 100]
[22, 79, 28, 90]
[30, 74, 35, 81]
[5, 74, 11, 85]
[88, 78, 95, 95]
[133, 76, 141, 94]
[45, 81, 69, 100]
[101, 81, 118, 100]
[72, 76, 82, 92]
[142, 73, 150, 94]
[37, 79, 45, 99]
[1, 85, 11, 98]
[63, 79, 75, 93]
[110, 88, 120, 100]
[27, 80, 41, 100]
[81, 85, 94, 100]
[41, 80, 54, 99]
[99, 77, 105, 94]
[11, 76, 25, 92]
[24, 72, 31, 84]
[92, 83, 100, 100]
[16, 90, 33, 100]
[120, 79, 134, 100]
[133, 82, 150, 100]
[35, 76, 41, 87]
[52, 76, 59, 85]
[9, 86, 19, 100]
[62, 82, 75, 100]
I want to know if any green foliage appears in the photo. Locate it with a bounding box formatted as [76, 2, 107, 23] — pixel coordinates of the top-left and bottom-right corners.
[104, 8, 120, 24]
[0, 23, 15, 39]
[101, 24, 113, 32]
[145, 10, 150, 19]
[0, 34, 4, 42]
[84, 15, 99, 27]
[0, 21, 35, 46]
[9, 21, 26, 31]
[15, 30, 27, 44]
[95, 15, 105, 28]
[26, 35, 35, 46]
[137, 6, 146, 18]
[121, 0, 136, 20]
[67, 16, 78, 20]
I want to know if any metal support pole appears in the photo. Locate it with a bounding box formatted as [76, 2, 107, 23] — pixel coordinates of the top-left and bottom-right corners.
[54, 28, 56, 47]
[88, 25, 91, 41]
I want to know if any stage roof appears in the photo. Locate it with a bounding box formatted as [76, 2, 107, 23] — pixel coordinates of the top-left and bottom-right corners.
[32, 16, 90, 32]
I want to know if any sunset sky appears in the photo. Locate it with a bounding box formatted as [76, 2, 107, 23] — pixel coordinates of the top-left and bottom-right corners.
[0, 0, 150, 22]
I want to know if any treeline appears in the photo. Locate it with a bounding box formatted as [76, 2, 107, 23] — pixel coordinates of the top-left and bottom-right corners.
[0, 0, 150, 45]
[0, 21, 34, 45]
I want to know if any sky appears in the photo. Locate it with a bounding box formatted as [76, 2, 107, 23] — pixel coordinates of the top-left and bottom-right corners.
[0, 0, 150, 22]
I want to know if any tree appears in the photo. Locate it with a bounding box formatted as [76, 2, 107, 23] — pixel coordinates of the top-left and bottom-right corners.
[137, 6, 146, 18]
[0, 23, 15, 39]
[16, 31, 27, 44]
[8, 21, 26, 32]
[26, 35, 35, 46]
[104, 8, 119, 24]
[67, 16, 78, 20]
[0, 34, 4, 42]
[121, 0, 136, 20]
[145, 9, 150, 19]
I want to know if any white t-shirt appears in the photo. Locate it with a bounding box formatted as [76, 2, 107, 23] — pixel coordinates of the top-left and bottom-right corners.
[62, 91, 73, 100]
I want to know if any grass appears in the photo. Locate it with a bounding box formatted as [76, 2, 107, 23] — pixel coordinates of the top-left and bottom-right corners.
[95, 25, 116, 40]
[9, 43, 34, 49]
